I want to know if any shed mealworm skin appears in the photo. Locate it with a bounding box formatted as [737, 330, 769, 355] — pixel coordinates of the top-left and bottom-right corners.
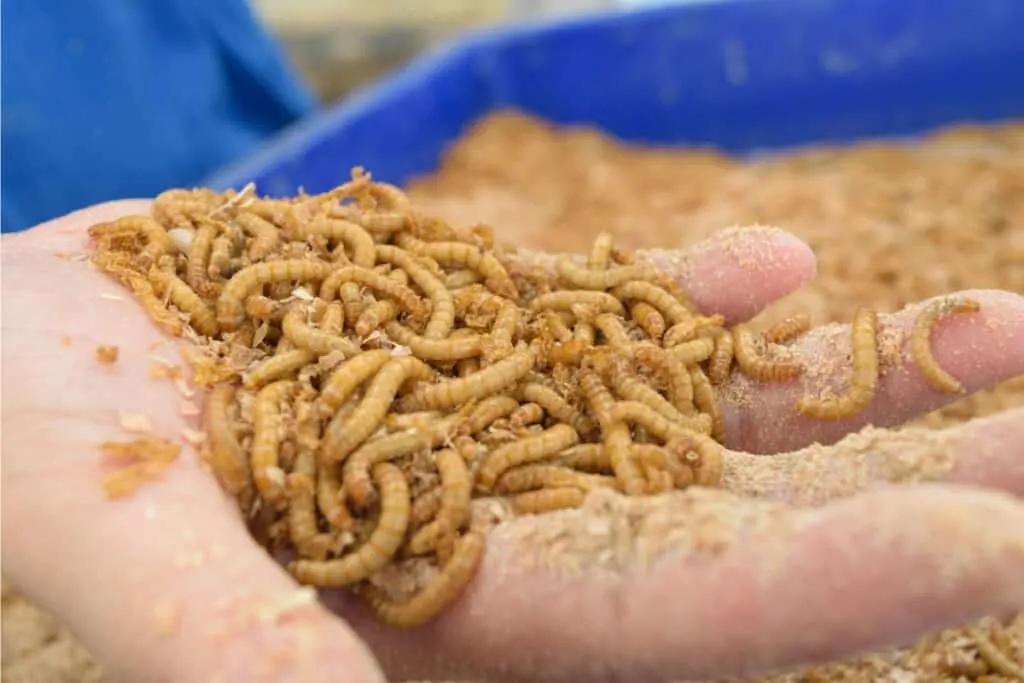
[318, 265, 425, 321]
[282, 306, 360, 358]
[234, 213, 281, 261]
[290, 462, 410, 587]
[610, 280, 692, 326]
[319, 349, 394, 413]
[293, 217, 376, 267]
[250, 380, 298, 508]
[556, 257, 658, 290]
[732, 324, 803, 382]
[357, 528, 486, 628]
[909, 297, 981, 393]
[384, 323, 483, 361]
[457, 395, 521, 436]
[520, 383, 595, 437]
[476, 423, 580, 491]
[375, 244, 455, 340]
[408, 448, 472, 555]
[689, 366, 725, 442]
[579, 370, 645, 495]
[587, 231, 614, 270]
[513, 487, 586, 515]
[218, 260, 334, 331]
[494, 464, 619, 494]
[764, 313, 812, 344]
[531, 291, 626, 317]
[244, 349, 317, 389]
[797, 306, 880, 421]
[203, 383, 253, 509]
[398, 348, 536, 412]
[148, 269, 220, 337]
[321, 357, 436, 465]
[631, 302, 666, 340]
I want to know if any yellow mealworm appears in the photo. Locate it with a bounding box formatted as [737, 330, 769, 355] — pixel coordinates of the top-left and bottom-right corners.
[282, 306, 360, 358]
[343, 415, 464, 506]
[319, 349, 393, 413]
[689, 366, 725, 442]
[234, 213, 281, 261]
[293, 217, 375, 267]
[611, 281, 691, 326]
[484, 300, 519, 363]
[630, 444, 694, 490]
[385, 322, 483, 361]
[531, 290, 626, 316]
[971, 624, 1024, 679]
[250, 380, 298, 508]
[148, 268, 219, 337]
[608, 366, 690, 425]
[408, 449, 472, 555]
[547, 339, 589, 366]
[573, 320, 596, 345]
[398, 348, 535, 413]
[579, 369, 645, 495]
[103, 215, 174, 267]
[520, 383, 594, 437]
[319, 300, 345, 335]
[610, 400, 712, 439]
[203, 383, 253, 509]
[287, 420, 335, 560]
[207, 233, 235, 279]
[290, 462, 410, 587]
[218, 259, 334, 331]
[445, 268, 482, 289]
[509, 402, 545, 430]
[797, 306, 879, 421]
[321, 357, 436, 465]
[764, 313, 812, 344]
[338, 281, 365, 323]
[357, 528, 485, 628]
[318, 265, 425, 320]
[317, 459, 353, 531]
[476, 423, 579, 491]
[554, 444, 611, 473]
[556, 257, 657, 291]
[494, 464, 618, 495]
[375, 244, 454, 340]
[244, 349, 316, 389]
[594, 313, 632, 349]
[663, 314, 725, 347]
[631, 302, 666, 340]
[457, 395, 521, 436]
[587, 231, 614, 270]
[385, 410, 443, 431]
[356, 300, 399, 337]
[909, 297, 981, 393]
[670, 337, 716, 366]
[185, 220, 217, 291]
[513, 487, 586, 515]
[633, 344, 695, 415]
[707, 328, 735, 385]
[410, 239, 518, 300]
[732, 324, 802, 382]
[667, 432, 724, 487]
[245, 295, 285, 322]
[124, 275, 186, 335]
[410, 485, 444, 529]
[538, 310, 573, 342]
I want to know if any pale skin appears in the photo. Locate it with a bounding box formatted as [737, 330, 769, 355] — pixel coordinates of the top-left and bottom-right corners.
[3, 200, 1024, 683]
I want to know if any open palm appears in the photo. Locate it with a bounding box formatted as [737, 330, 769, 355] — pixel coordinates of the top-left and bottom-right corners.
[3, 201, 1023, 683]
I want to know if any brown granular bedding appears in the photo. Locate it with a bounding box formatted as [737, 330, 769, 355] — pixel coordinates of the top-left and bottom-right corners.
[3, 111, 1022, 682]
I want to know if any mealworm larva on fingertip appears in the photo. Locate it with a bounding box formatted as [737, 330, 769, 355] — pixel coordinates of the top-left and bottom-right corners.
[408, 448, 472, 556]
[764, 313, 812, 344]
[909, 297, 981, 393]
[250, 380, 298, 509]
[476, 423, 580, 491]
[797, 306, 879, 421]
[733, 324, 803, 382]
[513, 487, 586, 515]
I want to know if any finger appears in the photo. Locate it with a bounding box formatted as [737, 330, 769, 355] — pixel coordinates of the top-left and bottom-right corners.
[512, 225, 818, 324]
[721, 407, 1024, 504]
[1, 205, 386, 683]
[326, 485, 1024, 683]
[720, 289, 1024, 453]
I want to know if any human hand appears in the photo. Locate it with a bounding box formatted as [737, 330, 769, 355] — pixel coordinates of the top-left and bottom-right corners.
[2, 202, 1022, 683]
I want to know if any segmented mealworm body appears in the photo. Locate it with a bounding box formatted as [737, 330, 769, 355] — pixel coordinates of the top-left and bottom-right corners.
[445, 269, 481, 289]
[149, 269, 219, 337]
[293, 217, 375, 267]
[245, 295, 285, 322]
[319, 300, 345, 334]
[398, 348, 535, 412]
[322, 357, 436, 464]
[513, 487, 586, 514]
[556, 257, 657, 290]
[244, 349, 317, 389]
[689, 366, 725, 441]
[531, 291, 625, 316]
[587, 232, 614, 270]
[508, 402, 545, 430]
[385, 323, 483, 361]
[610, 400, 712, 439]
[251, 380, 298, 508]
[520, 383, 594, 437]
[318, 266, 425, 321]
[234, 213, 281, 261]
[633, 344, 694, 415]
[458, 395, 520, 436]
[594, 313, 632, 349]
[671, 337, 717, 366]
[282, 307, 360, 358]
[663, 315, 724, 347]
[579, 370, 644, 495]
[218, 260, 334, 330]
[358, 529, 485, 628]
[547, 339, 589, 366]
[495, 464, 618, 494]
[356, 300, 399, 337]
[411, 239, 518, 299]
[410, 485, 444, 529]
[765, 313, 811, 344]
[631, 302, 666, 340]
[203, 383, 253, 509]
[707, 328, 735, 384]
[611, 281, 691, 326]
[797, 306, 879, 420]
[408, 449, 472, 555]
[317, 460, 353, 531]
[290, 462, 410, 587]
[375, 244, 454, 339]
[319, 349, 393, 413]
[287, 420, 335, 560]
[208, 233, 235, 279]
[99, 215, 174, 267]
[733, 324, 802, 382]
[476, 423, 580, 491]
[485, 301, 519, 363]
[631, 444, 694, 489]
[554, 444, 611, 473]
[909, 297, 980, 393]
[186, 221, 217, 290]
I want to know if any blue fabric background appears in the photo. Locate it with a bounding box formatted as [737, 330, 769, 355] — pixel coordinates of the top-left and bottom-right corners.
[1, 0, 316, 232]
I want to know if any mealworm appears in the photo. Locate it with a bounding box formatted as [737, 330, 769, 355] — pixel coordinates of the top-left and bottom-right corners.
[385, 410, 445, 433]
[282, 306, 360, 357]
[556, 257, 657, 290]
[547, 339, 589, 366]
[706, 328, 735, 385]
[586, 231, 614, 270]
[245, 295, 285, 322]
[385, 322, 483, 361]
[594, 313, 632, 349]
[633, 344, 695, 415]
[456, 357, 480, 377]
[149, 269, 219, 337]
[631, 444, 693, 490]
[520, 383, 594, 437]
[607, 366, 690, 425]
[375, 244, 454, 339]
[689, 366, 725, 441]
[124, 275, 185, 335]
[292, 217, 375, 267]
[539, 310, 573, 342]
[611, 281, 691, 326]
[287, 420, 335, 560]
[445, 268, 481, 289]
[508, 402, 545, 430]
[218, 260, 334, 330]
[797, 306, 879, 421]
[318, 265, 425, 320]
[610, 400, 712, 440]
[663, 314, 725, 347]
[338, 281, 366, 324]
[203, 383, 253, 509]
[344, 415, 464, 506]
[579, 369, 644, 495]
[970, 623, 1024, 679]
[234, 213, 281, 261]
[408, 239, 518, 300]
[208, 233, 235, 279]
[244, 349, 316, 389]
[98, 215, 173, 267]
[671, 337, 716, 366]
[290, 462, 410, 587]
[398, 348, 535, 412]
[321, 357, 436, 464]
[410, 485, 444, 529]
[732, 324, 802, 382]
[494, 464, 618, 494]
[764, 313, 811, 344]
[554, 444, 611, 473]
[357, 528, 485, 628]
[667, 432, 724, 487]
[356, 300, 399, 337]
[319, 349, 393, 413]
[909, 297, 980, 393]
[573, 320, 596, 345]
[251, 380, 298, 508]
[457, 395, 520, 436]
[531, 290, 626, 316]
[185, 221, 217, 290]
[317, 460, 353, 531]
[408, 449, 472, 555]
[631, 302, 666, 340]
[476, 423, 580, 491]
[484, 300, 519, 363]
[513, 487, 586, 515]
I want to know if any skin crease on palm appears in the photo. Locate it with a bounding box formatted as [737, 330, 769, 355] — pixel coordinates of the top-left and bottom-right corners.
[1, 200, 1023, 683]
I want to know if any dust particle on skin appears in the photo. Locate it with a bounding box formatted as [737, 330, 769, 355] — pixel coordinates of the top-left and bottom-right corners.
[152, 598, 181, 636]
[96, 344, 119, 364]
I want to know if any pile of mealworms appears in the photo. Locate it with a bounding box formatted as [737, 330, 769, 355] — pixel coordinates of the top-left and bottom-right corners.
[85, 169, 981, 629]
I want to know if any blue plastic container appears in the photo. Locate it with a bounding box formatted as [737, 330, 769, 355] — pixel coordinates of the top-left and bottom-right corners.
[205, 0, 1024, 196]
